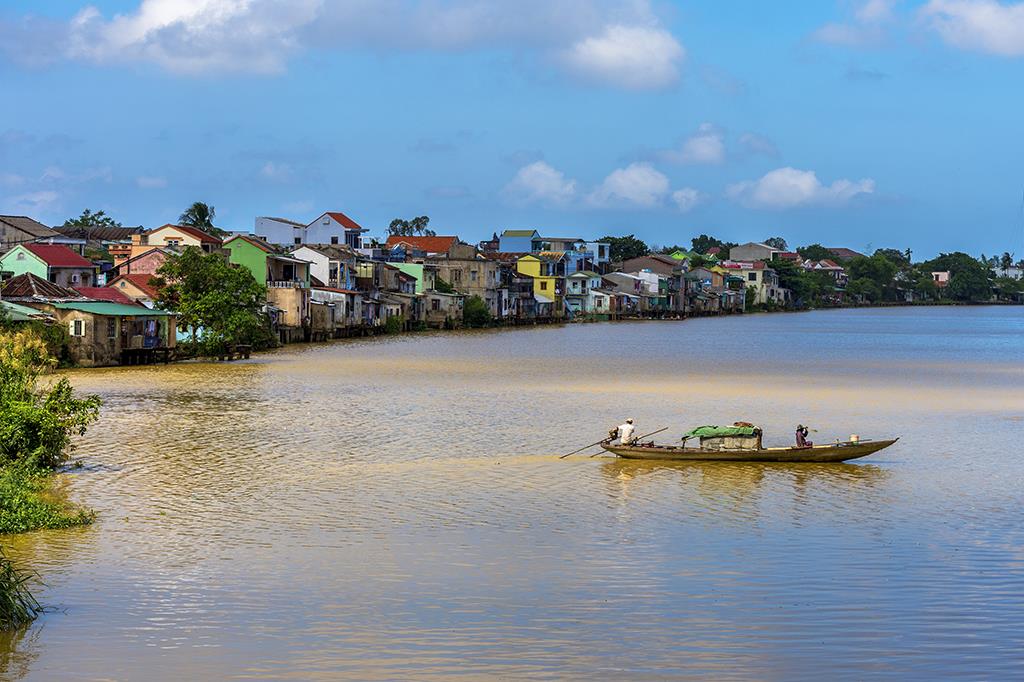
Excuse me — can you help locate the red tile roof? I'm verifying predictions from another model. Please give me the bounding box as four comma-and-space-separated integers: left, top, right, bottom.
109, 273, 161, 298
73, 287, 138, 305
149, 224, 222, 244
22, 243, 94, 268
827, 247, 864, 260
384, 235, 459, 254
325, 212, 366, 232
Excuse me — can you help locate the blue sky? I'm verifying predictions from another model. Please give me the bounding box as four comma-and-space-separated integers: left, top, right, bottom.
1, 0, 1023, 257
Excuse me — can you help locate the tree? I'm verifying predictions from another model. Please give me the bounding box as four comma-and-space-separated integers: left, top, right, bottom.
948, 269, 991, 302
846, 277, 881, 302
463, 295, 492, 327
179, 202, 223, 235
848, 254, 898, 300
1000, 252, 1014, 270
764, 236, 788, 250
388, 216, 436, 237
796, 244, 834, 262
914, 273, 938, 301
873, 248, 911, 268
600, 234, 649, 262
154, 248, 273, 356
63, 208, 122, 229
690, 234, 735, 255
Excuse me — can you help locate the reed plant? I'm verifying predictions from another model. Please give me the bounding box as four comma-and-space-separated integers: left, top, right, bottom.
0, 547, 40, 630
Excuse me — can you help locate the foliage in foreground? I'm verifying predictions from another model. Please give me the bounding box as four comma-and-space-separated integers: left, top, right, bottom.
463, 295, 493, 328
0, 330, 101, 470
0, 465, 93, 535
0, 547, 40, 631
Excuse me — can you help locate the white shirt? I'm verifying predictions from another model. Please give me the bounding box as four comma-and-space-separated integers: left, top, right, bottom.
618, 422, 635, 443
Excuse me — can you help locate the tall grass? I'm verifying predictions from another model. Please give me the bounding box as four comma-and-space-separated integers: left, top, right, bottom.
0, 548, 40, 630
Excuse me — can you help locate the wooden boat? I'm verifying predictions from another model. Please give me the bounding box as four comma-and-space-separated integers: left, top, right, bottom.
601, 438, 899, 463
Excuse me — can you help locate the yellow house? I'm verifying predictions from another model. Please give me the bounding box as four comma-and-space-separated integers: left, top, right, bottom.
516, 254, 562, 315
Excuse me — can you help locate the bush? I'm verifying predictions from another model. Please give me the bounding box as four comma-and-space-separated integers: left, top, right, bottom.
0, 464, 93, 534
0, 330, 101, 470
384, 315, 405, 334
463, 295, 492, 328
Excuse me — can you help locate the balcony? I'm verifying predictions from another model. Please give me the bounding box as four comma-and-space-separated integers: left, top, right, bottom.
268, 279, 308, 289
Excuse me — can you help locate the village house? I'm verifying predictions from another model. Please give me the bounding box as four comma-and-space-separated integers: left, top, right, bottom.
54, 223, 144, 256
0, 215, 60, 254
110, 247, 173, 278
256, 211, 367, 248
108, 273, 162, 308
291, 244, 358, 289
1, 273, 175, 367
931, 271, 951, 288
0, 243, 97, 288
387, 236, 502, 316
729, 242, 780, 262
515, 254, 562, 318
724, 261, 789, 306
141, 224, 223, 253
224, 234, 312, 342
565, 271, 612, 316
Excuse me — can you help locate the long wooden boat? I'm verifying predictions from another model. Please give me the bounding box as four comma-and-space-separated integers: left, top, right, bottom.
601, 438, 899, 463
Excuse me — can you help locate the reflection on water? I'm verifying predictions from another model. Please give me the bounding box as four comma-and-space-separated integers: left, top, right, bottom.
3, 306, 1024, 680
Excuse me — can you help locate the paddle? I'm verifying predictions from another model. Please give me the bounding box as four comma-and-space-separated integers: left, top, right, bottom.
559, 437, 611, 459
589, 427, 668, 457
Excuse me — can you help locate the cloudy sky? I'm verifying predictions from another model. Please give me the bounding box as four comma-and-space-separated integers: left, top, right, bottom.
1, 0, 1023, 255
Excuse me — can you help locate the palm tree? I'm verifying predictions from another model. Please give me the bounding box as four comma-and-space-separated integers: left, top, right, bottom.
179, 202, 218, 234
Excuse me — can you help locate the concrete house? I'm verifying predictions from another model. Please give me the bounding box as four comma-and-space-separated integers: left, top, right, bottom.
725, 261, 789, 305
291, 244, 357, 289
498, 230, 540, 253
143, 224, 223, 252
297, 211, 368, 248
224, 234, 312, 342
0, 243, 97, 288
729, 242, 780, 262
565, 271, 606, 315
110, 247, 173, 278
108, 273, 162, 308
516, 255, 562, 317
0, 215, 59, 253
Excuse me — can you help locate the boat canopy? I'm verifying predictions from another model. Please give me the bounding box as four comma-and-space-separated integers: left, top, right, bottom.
683, 425, 760, 439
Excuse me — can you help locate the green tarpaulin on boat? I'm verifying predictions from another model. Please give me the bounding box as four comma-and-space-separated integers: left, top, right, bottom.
683, 425, 759, 439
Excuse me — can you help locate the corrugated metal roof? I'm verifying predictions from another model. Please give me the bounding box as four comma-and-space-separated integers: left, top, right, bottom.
22, 243, 95, 268
501, 230, 537, 237
50, 301, 172, 316
0, 300, 53, 322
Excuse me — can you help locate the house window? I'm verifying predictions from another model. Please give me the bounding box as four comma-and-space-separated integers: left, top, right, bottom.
470, 271, 478, 282
331, 236, 339, 245
294, 237, 302, 245
167, 239, 180, 247
431, 299, 440, 311
540, 281, 548, 291
69, 319, 85, 337
748, 273, 757, 282
16, 252, 25, 260
72, 273, 80, 283
107, 318, 116, 338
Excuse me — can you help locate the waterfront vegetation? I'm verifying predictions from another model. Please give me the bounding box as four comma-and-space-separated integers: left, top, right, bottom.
0, 327, 102, 629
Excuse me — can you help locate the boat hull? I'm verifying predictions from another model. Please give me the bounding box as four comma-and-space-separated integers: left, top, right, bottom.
602, 438, 899, 463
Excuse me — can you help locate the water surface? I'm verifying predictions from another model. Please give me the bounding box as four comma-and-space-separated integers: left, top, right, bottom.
3, 306, 1023, 680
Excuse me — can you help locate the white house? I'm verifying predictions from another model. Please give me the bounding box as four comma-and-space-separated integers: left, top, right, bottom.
255, 211, 368, 248
729, 242, 779, 262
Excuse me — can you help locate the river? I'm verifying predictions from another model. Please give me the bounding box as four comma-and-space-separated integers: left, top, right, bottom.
2, 306, 1023, 680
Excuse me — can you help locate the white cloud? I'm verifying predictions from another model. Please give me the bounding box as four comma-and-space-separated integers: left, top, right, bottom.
2, 0, 685, 89
813, 0, 896, 46
136, 175, 167, 189
663, 123, 725, 164
921, 0, 1024, 56
6, 190, 59, 213
504, 161, 577, 205
561, 24, 685, 90
0, 173, 24, 188
588, 162, 670, 207
727, 167, 875, 209
671, 187, 704, 212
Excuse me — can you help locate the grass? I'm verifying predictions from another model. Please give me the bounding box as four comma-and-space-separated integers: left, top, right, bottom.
0, 465, 94, 536
0, 547, 40, 630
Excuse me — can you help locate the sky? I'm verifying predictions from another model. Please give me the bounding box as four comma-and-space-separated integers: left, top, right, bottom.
1, 0, 1023, 258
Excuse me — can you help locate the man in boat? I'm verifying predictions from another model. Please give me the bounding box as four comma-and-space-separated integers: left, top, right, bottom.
795, 425, 813, 448
617, 418, 636, 445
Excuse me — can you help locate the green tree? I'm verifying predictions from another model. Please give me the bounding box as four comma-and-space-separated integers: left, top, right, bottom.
914, 273, 938, 301
62, 208, 122, 229
179, 202, 225, 236
796, 244, 834, 262
1000, 252, 1014, 270
463, 295, 492, 327
764, 236, 788, 250
848, 254, 898, 300
873, 248, 911, 268
600, 234, 649, 262
155, 248, 273, 356
846, 277, 881, 302
948, 269, 991, 302
690, 234, 725, 254
388, 216, 436, 237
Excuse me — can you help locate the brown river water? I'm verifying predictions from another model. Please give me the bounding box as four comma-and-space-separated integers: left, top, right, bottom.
2, 306, 1023, 680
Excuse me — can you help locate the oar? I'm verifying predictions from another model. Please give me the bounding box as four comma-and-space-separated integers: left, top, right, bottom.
589, 427, 668, 457
559, 437, 611, 459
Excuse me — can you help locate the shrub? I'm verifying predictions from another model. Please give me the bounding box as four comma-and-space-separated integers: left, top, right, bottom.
463, 295, 492, 328
384, 315, 405, 334
0, 546, 40, 631
0, 464, 93, 534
